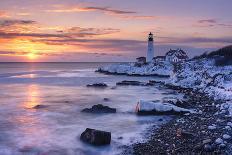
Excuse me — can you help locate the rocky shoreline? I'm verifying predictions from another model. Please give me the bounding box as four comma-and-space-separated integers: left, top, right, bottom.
96, 69, 170, 78
123, 83, 231, 155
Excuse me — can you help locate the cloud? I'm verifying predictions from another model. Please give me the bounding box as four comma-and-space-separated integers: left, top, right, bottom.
0, 11, 9, 18
194, 19, 232, 28
0, 19, 36, 27
47, 5, 156, 20
158, 36, 232, 44
62, 27, 120, 37
198, 19, 217, 24
47, 6, 136, 14
0, 19, 38, 33
0, 27, 120, 39
0, 19, 120, 39
16, 12, 31, 16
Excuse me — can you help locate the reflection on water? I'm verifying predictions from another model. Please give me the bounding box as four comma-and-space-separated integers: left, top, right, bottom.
22, 84, 40, 109
12, 74, 37, 78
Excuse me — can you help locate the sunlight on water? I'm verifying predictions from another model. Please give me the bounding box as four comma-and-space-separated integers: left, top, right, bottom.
22, 84, 40, 109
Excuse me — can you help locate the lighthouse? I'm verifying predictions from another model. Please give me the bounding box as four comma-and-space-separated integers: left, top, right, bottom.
147, 32, 154, 63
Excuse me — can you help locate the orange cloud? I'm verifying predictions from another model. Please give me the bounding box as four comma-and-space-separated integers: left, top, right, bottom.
0, 11, 10, 18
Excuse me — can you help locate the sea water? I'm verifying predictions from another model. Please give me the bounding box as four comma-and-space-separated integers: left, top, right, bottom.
0, 62, 180, 155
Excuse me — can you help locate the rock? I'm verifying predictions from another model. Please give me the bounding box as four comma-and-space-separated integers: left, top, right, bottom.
86, 83, 108, 88
136, 100, 192, 115
80, 128, 111, 145
116, 80, 146, 86
111, 86, 117, 89
118, 136, 123, 140
203, 139, 212, 145
33, 105, 48, 109
81, 104, 116, 113
180, 131, 194, 139
215, 138, 223, 145
219, 143, 226, 148
103, 98, 110, 102
223, 134, 231, 140
204, 144, 214, 152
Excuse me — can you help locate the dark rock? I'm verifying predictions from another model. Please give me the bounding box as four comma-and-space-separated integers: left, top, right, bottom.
103, 98, 110, 102
86, 83, 108, 88
33, 105, 48, 109
148, 80, 164, 85
118, 136, 123, 140
180, 131, 195, 139
204, 144, 215, 152
80, 128, 111, 145
19, 146, 41, 154
116, 80, 146, 86
81, 104, 116, 113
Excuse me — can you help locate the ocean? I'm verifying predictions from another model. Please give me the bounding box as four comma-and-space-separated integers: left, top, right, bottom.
0, 62, 180, 155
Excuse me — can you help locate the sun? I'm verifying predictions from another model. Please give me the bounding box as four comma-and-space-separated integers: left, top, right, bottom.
27, 53, 37, 60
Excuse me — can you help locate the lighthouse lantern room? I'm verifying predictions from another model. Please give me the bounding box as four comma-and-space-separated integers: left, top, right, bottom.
147, 32, 154, 63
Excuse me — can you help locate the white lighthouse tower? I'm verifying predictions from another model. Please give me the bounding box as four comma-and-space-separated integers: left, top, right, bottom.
147, 32, 154, 63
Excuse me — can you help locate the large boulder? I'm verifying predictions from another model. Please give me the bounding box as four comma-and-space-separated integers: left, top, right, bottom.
80, 128, 111, 145
81, 104, 116, 113
135, 100, 193, 115
33, 105, 48, 109
86, 83, 108, 88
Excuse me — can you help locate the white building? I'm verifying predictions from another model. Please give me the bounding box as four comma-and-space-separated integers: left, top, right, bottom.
165, 49, 188, 63
147, 32, 154, 63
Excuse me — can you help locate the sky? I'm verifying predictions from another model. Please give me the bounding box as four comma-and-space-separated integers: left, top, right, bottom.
0, 0, 231, 62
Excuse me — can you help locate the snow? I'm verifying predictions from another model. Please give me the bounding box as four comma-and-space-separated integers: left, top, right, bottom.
215, 138, 224, 145
225, 126, 231, 130
208, 124, 217, 130
223, 134, 231, 140
98, 61, 173, 76
227, 122, 232, 127
136, 100, 193, 113
98, 56, 232, 115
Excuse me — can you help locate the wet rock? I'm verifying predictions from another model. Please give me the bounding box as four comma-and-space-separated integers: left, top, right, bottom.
118, 136, 123, 140
80, 128, 111, 145
86, 83, 108, 88
33, 105, 48, 109
111, 86, 117, 89
148, 80, 163, 85
116, 80, 146, 86
81, 104, 116, 113
103, 98, 110, 102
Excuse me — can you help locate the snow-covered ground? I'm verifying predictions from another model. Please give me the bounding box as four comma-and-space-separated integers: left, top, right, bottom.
98, 61, 173, 76
167, 58, 232, 101
98, 58, 232, 114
